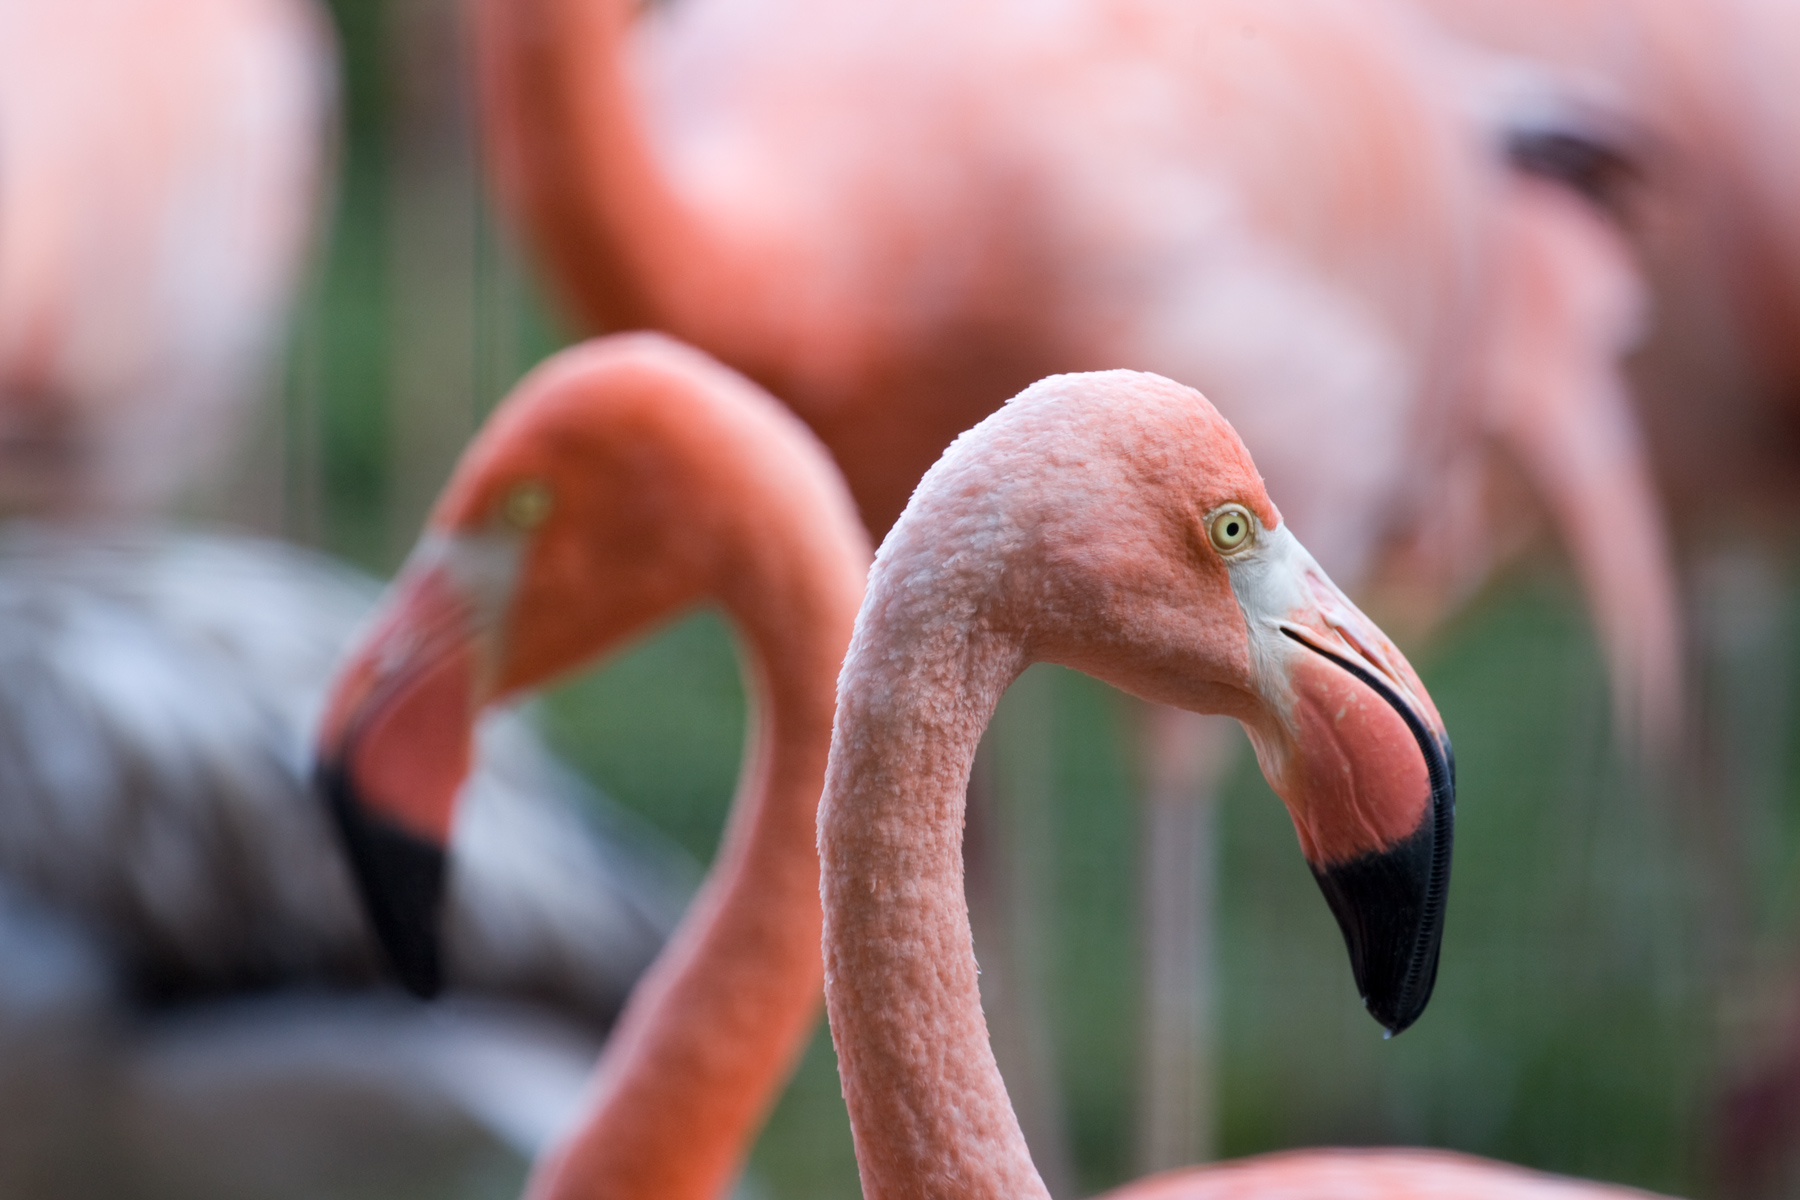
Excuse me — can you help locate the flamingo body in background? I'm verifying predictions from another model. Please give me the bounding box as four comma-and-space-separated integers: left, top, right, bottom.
479, 0, 1681, 723
817, 369, 1676, 1200
1413, 0, 1800, 527
0, 0, 331, 514
314, 333, 871, 1200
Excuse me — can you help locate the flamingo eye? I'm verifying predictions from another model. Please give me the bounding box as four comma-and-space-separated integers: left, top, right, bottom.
1206, 504, 1254, 555
501, 480, 554, 530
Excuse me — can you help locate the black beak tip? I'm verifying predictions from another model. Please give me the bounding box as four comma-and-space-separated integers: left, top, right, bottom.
1278, 625, 1457, 1037
315, 758, 448, 1001
1310, 774, 1453, 1038
1368, 948, 1442, 1038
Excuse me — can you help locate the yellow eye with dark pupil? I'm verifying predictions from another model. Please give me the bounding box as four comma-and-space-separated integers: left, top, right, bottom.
1207, 506, 1253, 554
502, 480, 554, 530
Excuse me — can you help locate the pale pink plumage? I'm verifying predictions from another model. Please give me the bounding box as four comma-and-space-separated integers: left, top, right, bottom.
486, 0, 1684, 728
1407, 2, 1800, 1184
1416, 0, 1800, 523
0, 0, 330, 513
1115, 1149, 1662, 1199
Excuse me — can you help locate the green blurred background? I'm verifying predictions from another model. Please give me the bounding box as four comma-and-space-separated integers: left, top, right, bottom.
225, 1, 1800, 1195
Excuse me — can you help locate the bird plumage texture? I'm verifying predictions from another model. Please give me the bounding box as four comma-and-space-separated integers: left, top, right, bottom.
1417, 0, 1800, 523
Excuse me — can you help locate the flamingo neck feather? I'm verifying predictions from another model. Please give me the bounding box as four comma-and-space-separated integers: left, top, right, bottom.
819, 544, 1045, 1200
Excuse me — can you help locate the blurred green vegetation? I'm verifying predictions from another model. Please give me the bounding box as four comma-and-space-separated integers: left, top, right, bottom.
271, 3, 1800, 1198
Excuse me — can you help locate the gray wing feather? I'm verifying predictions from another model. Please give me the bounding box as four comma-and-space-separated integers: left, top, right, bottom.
0, 521, 694, 1021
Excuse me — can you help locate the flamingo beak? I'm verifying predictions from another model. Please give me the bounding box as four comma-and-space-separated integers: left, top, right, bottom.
1240, 547, 1455, 1036
314, 559, 486, 1000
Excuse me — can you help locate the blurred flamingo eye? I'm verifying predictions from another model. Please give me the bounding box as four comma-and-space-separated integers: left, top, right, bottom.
1206, 504, 1254, 555
501, 480, 554, 530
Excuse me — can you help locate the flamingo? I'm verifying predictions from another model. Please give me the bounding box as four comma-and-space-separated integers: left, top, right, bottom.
476, 0, 1680, 716
0, 0, 330, 515
312, 333, 871, 1200
817, 368, 1676, 1200
479, 0, 1684, 1159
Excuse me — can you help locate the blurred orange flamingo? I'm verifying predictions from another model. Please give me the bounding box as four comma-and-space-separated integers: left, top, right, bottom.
476, 0, 1680, 727
479, 0, 1685, 1165
818, 368, 1678, 1200
314, 334, 871, 1200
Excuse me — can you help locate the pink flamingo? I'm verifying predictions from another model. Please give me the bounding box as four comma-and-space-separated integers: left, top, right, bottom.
480, 0, 1688, 1158
475, 0, 1680, 721
0, 0, 329, 514
818, 368, 1677, 1200
313, 333, 870, 1200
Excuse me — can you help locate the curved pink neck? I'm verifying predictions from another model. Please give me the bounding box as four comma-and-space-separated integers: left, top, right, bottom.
474, 0, 785, 372
526, 538, 862, 1200
819, 593, 1048, 1199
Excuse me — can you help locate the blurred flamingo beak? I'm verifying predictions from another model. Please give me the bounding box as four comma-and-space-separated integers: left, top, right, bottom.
314, 559, 485, 1000
1237, 533, 1455, 1036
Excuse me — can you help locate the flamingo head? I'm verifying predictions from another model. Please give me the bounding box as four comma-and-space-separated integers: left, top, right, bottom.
931, 370, 1454, 1033
313, 334, 858, 997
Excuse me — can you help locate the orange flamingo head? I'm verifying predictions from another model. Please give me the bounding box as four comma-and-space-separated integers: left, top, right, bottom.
314, 333, 863, 997
883, 369, 1453, 1033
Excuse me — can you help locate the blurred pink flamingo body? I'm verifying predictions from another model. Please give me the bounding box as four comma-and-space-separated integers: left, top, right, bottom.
1417, 0, 1800, 524
0, 0, 330, 514
480, 0, 1681, 728
819, 369, 1676, 1200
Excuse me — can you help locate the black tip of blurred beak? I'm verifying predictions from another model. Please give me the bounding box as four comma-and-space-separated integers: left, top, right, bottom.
316, 757, 447, 1001
1282, 628, 1455, 1036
